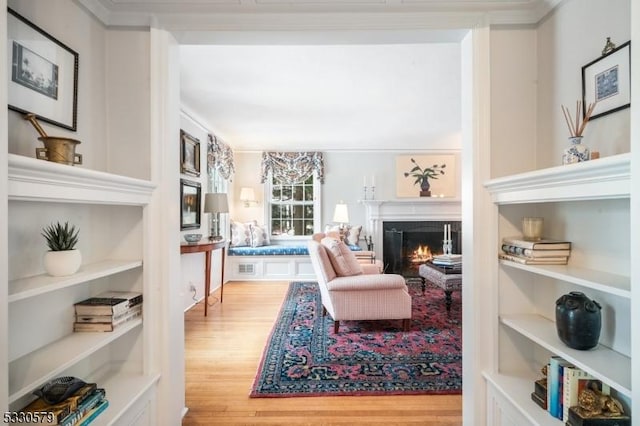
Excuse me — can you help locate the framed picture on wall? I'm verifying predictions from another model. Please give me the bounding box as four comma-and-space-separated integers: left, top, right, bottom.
181, 179, 201, 230
582, 40, 631, 120
396, 154, 457, 198
180, 129, 201, 177
7, 8, 79, 131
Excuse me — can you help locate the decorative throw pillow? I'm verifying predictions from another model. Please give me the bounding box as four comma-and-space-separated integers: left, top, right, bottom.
345, 225, 362, 246
250, 224, 271, 247
324, 224, 363, 247
320, 237, 363, 277
229, 220, 252, 247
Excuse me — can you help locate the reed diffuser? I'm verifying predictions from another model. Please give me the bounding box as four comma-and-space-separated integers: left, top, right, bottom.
561, 100, 596, 164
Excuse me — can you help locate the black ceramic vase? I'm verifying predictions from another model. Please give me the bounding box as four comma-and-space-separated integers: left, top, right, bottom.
555, 291, 602, 350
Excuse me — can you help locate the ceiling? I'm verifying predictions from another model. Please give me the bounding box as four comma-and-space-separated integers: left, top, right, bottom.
180, 41, 462, 151
79, 0, 559, 151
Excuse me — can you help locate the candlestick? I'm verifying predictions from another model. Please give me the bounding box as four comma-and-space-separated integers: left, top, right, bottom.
363, 176, 367, 186
363, 185, 368, 200
370, 186, 376, 200
371, 175, 375, 186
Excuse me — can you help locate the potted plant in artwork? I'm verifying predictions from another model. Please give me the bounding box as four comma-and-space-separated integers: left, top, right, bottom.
42, 221, 81, 276
404, 158, 446, 197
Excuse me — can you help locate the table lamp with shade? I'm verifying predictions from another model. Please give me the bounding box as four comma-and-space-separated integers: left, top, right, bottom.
239, 187, 257, 207
333, 201, 349, 241
204, 192, 229, 241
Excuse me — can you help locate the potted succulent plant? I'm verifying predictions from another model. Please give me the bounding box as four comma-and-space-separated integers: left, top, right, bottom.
403, 158, 446, 197
42, 221, 81, 276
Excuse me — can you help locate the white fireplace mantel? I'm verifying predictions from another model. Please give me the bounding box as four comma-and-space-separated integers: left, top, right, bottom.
359, 198, 462, 257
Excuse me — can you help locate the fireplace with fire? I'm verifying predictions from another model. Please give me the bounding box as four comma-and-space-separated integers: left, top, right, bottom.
382, 221, 462, 276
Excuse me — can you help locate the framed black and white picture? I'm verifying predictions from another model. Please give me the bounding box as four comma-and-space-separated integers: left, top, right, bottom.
7, 8, 79, 131
181, 179, 201, 230
180, 130, 201, 177
582, 40, 631, 120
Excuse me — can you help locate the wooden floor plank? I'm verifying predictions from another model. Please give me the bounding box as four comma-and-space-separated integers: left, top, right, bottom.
182, 281, 462, 425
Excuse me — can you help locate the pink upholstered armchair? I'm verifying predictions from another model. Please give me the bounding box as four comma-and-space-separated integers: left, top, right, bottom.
307, 235, 412, 333
311, 232, 383, 273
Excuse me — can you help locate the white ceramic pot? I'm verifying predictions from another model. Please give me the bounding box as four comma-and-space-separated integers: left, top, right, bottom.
43, 249, 82, 277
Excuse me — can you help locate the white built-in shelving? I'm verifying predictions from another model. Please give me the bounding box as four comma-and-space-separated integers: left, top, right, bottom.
5, 154, 159, 423
8, 260, 143, 302
498, 261, 631, 299
8, 319, 142, 402
485, 153, 630, 204
501, 314, 631, 396
483, 153, 631, 425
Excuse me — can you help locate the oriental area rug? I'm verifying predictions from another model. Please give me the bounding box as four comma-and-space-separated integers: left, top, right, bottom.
249, 280, 462, 398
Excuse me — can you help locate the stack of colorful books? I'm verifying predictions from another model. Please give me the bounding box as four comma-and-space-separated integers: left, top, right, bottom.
19, 380, 108, 426
74, 291, 142, 332
499, 236, 571, 265
538, 355, 629, 425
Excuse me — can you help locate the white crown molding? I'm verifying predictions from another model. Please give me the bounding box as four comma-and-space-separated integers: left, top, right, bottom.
77, 0, 560, 28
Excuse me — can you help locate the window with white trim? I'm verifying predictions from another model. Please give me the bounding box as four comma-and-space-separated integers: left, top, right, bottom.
267, 174, 321, 239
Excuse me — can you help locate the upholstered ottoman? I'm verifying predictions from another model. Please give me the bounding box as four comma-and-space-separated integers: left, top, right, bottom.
418, 262, 462, 313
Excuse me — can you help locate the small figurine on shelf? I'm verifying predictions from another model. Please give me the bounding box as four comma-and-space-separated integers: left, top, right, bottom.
567, 382, 630, 426
530, 365, 548, 410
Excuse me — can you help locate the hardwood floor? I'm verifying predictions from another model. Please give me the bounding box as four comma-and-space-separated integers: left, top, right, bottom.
182, 281, 462, 425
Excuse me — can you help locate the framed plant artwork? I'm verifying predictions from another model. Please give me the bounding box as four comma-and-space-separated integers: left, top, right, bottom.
582, 40, 631, 120
181, 179, 201, 230
7, 8, 79, 131
180, 130, 201, 177
396, 154, 457, 198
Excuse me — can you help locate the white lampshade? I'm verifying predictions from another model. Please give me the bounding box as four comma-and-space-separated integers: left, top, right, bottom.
333, 202, 349, 224
239, 187, 256, 207
204, 193, 229, 214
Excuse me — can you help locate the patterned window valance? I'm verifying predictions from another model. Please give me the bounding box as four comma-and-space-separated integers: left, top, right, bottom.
207, 134, 235, 180
260, 151, 325, 185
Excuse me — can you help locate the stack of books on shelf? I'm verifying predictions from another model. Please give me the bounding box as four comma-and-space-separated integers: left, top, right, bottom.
432, 254, 462, 268
20, 380, 108, 426
499, 236, 571, 265
532, 355, 630, 425
74, 291, 142, 332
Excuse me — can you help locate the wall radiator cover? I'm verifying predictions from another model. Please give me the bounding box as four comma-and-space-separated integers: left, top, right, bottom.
238, 264, 255, 274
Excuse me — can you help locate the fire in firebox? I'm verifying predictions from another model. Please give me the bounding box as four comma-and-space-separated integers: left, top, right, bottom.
411, 245, 433, 263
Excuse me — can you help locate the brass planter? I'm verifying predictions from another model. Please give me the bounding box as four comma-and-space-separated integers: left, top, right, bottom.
24, 113, 83, 166
36, 136, 83, 165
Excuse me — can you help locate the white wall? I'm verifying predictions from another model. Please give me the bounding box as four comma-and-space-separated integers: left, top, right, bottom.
489, 27, 538, 178
536, 0, 631, 168
233, 149, 461, 243
7, 0, 109, 172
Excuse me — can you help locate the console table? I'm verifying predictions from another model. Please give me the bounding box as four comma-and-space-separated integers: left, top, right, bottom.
180, 240, 226, 316
418, 262, 462, 313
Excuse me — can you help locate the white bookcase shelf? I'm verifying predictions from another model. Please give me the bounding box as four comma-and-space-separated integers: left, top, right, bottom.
484, 154, 632, 424
498, 260, 631, 299
8, 154, 155, 205
8, 260, 143, 303
501, 314, 631, 396
91, 372, 161, 426
5, 153, 158, 422
484, 372, 563, 426
485, 153, 630, 204
8, 319, 142, 403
